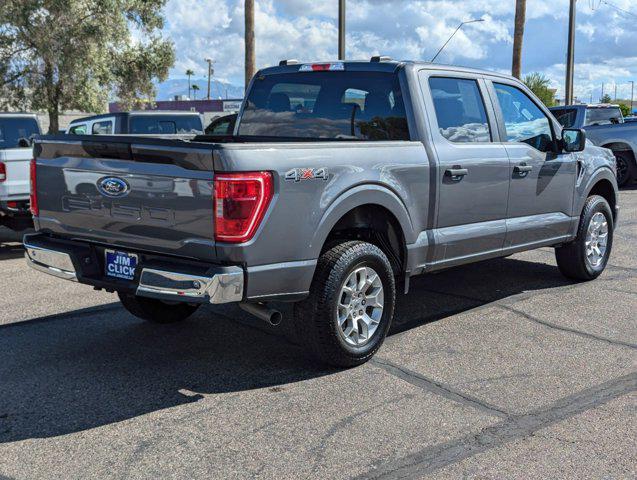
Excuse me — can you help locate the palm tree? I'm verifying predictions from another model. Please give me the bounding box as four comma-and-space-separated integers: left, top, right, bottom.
185, 69, 194, 98
191, 84, 200, 100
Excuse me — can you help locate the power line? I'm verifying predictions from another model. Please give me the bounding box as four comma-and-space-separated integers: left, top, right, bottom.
601, 1, 637, 18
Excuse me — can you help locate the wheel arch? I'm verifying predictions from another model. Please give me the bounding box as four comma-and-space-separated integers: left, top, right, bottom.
581, 172, 618, 223
310, 185, 416, 274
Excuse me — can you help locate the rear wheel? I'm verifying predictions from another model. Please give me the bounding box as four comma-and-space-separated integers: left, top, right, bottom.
293, 241, 396, 368
555, 195, 613, 281
118, 292, 200, 323
614, 151, 635, 187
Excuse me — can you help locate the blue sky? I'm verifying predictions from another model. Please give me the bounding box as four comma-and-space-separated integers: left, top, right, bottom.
162, 0, 637, 101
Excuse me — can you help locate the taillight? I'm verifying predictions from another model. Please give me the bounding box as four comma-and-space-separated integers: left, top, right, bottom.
0, 162, 6, 182
30, 159, 38, 216
214, 171, 273, 243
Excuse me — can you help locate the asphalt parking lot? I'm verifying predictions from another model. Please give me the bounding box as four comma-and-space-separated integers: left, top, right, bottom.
0, 190, 635, 480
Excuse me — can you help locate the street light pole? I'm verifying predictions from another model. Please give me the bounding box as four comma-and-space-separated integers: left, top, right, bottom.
565, 0, 577, 105
338, 0, 345, 60
431, 18, 484, 63
630, 81, 635, 114
205, 58, 214, 100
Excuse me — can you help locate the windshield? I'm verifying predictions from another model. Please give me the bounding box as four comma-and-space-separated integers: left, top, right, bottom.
129, 115, 203, 134
0, 117, 40, 149
584, 107, 623, 126
238, 71, 410, 140
552, 108, 578, 128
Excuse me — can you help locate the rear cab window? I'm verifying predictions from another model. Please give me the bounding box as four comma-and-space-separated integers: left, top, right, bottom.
238, 70, 410, 140
0, 117, 40, 148
92, 120, 113, 134
129, 115, 203, 134
584, 107, 623, 126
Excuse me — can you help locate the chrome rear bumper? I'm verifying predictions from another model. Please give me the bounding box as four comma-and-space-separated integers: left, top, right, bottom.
24, 240, 243, 305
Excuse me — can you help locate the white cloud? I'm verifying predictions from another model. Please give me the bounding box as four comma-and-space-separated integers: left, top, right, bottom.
162, 0, 637, 100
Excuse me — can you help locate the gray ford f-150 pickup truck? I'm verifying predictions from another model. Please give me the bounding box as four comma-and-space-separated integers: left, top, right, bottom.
25, 59, 619, 367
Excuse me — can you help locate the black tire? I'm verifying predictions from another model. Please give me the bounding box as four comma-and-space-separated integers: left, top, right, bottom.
555, 195, 613, 281
117, 292, 200, 324
293, 241, 396, 368
614, 151, 635, 187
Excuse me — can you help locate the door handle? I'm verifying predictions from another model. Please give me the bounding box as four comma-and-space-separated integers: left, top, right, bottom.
514, 164, 533, 173
444, 167, 468, 180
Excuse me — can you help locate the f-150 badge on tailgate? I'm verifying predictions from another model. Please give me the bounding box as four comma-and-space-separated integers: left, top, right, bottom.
285, 167, 329, 182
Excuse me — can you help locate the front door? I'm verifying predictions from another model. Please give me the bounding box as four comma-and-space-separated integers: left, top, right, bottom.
420, 74, 510, 265
490, 81, 577, 248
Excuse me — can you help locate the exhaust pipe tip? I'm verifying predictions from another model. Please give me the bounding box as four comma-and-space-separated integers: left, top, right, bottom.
239, 302, 282, 326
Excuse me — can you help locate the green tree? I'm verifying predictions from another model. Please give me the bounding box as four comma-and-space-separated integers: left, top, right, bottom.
191, 84, 199, 100
0, 1, 175, 132
600, 93, 612, 104
523, 72, 555, 107
618, 103, 630, 117
185, 69, 194, 99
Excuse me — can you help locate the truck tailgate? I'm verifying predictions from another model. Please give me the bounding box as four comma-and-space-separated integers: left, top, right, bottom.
0, 148, 32, 200
34, 136, 217, 261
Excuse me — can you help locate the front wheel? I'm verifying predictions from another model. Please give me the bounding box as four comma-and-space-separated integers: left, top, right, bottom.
293, 241, 396, 368
614, 151, 635, 187
555, 195, 613, 281
118, 292, 200, 323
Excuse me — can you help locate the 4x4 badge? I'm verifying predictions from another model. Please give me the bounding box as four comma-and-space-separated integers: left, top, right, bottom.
285, 167, 329, 182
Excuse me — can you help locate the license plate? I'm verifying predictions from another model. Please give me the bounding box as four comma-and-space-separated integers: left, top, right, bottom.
105, 250, 138, 281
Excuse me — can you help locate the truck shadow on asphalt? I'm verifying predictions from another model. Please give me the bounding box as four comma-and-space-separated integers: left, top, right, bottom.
0, 255, 574, 443
0, 243, 25, 261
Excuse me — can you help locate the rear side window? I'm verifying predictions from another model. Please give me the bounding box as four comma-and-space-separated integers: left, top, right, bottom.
0, 117, 40, 148
92, 120, 113, 135
552, 108, 578, 128
129, 115, 203, 134
239, 71, 409, 140
69, 124, 87, 134
494, 83, 554, 152
428, 77, 491, 143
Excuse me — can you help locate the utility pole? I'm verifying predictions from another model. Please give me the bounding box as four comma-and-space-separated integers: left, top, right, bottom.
245, 0, 255, 91
614, 84, 617, 102
601, 82, 605, 102
512, 0, 526, 79
631, 81, 635, 114
205, 58, 214, 100
338, 0, 346, 60
565, 0, 576, 105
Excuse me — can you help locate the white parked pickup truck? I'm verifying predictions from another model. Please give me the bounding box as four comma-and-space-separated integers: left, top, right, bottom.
0, 113, 41, 232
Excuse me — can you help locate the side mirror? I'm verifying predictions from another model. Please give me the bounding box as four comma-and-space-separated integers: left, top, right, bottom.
561, 128, 586, 153
17, 137, 31, 148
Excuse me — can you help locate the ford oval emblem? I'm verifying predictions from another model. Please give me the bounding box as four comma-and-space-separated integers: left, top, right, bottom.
97, 177, 129, 198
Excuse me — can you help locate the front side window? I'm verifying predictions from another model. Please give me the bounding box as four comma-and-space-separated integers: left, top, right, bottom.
92, 120, 113, 134
239, 71, 409, 140
69, 124, 87, 135
428, 77, 491, 143
494, 83, 554, 152
552, 108, 578, 128
0, 117, 40, 148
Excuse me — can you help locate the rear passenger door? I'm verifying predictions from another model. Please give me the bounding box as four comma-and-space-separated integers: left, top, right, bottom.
489, 81, 576, 248
420, 72, 510, 265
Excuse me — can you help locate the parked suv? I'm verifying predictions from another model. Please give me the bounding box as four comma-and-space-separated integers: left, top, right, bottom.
0, 113, 41, 233
26, 59, 618, 367
67, 111, 203, 136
